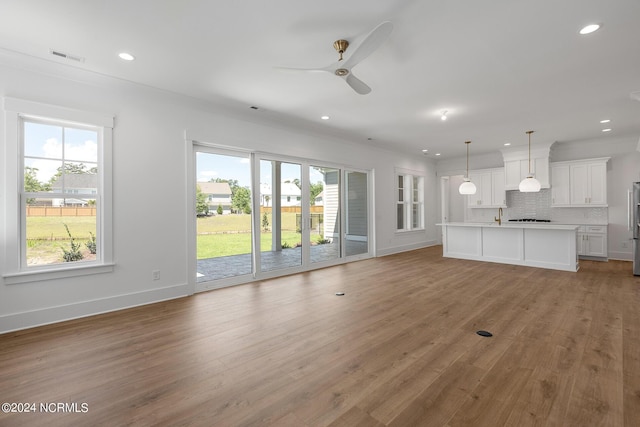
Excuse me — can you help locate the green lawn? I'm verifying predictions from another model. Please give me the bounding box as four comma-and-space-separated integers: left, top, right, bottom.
197, 231, 303, 259
25, 213, 315, 262
27, 216, 96, 239
26, 216, 97, 264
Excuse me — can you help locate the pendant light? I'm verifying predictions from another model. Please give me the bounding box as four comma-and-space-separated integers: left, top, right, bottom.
459, 141, 477, 195
518, 130, 541, 192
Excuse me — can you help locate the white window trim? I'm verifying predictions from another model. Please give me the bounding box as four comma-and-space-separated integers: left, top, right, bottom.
395, 168, 425, 233
2, 97, 114, 284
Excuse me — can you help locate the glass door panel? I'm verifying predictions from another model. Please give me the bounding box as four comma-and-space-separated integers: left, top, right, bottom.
345, 171, 369, 257
195, 151, 252, 282
259, 159, 302, 272
310, 166, 341, 264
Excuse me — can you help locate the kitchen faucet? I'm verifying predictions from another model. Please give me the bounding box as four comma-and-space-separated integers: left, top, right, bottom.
494, 207, 503, 225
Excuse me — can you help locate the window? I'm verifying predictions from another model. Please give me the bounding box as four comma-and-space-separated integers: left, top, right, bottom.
2, 98, 113, 283
396, 170, 424, 231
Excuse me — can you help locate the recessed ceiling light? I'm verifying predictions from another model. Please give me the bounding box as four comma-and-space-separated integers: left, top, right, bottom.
422, 149, 428, 153
602, 128, 612, 132
118, 52, 135, 61
579, 24, 600, 35
440, 110, 448, 121
600, 119, 610, 123
504, 142, 511, 146
321, 115, 330, 120
435, 153, 441, 156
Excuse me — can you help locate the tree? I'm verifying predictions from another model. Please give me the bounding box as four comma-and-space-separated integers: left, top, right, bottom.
217, 204, 223, 215
232, 187, 251, 214
24, 167, 51, 192
310, 181, 323, 205
195, 185, 209, 216
24, 166, 51, 204
48, 163, 97, 188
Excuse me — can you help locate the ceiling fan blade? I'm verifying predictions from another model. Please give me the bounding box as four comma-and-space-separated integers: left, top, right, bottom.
274, 65, 333, 74
343, 21, 393, 69
344, 73, 371, 95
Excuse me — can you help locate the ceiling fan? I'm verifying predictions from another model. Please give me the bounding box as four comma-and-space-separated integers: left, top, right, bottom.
283, 21, 393, 95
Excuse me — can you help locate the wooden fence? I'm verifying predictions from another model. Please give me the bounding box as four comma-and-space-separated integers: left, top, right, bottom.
27, 205, 322, 217
26, 206, 96, 217
260, 206, 323, 214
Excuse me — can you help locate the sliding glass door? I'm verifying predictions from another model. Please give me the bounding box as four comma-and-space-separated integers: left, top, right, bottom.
345, 171, 369, 257
194, 148, 253, 287
310, 166, 341, 264
258, 159, 302, 273
192, 145, 372, 290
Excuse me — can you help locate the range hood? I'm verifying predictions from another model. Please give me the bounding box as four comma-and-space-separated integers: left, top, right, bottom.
500, 143, 553, 190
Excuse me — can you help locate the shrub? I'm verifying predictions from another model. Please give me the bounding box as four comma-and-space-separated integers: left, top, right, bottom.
217, 204, 223, 215
86, 232, 97, 254
61, 223, 83, 262
316, 237, 331, 245
281, 241, 292, 249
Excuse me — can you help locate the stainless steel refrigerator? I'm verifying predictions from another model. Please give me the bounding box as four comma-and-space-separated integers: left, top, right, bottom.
634, 182, 640, 275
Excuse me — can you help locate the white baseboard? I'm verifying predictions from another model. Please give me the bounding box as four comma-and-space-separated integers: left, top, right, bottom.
0, 283, 191, 334
608, 251, 633, 261
376, 241, 438, 257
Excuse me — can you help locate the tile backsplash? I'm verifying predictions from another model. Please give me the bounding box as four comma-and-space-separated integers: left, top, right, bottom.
507, 189, 551, 220
466, 188, 608, 224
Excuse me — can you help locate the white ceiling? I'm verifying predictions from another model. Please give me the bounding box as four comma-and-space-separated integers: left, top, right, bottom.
1, 0, 639, 158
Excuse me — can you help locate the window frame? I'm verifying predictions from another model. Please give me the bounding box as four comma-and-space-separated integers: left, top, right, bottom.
2, 97, 114, 284
395, 168, 425, 232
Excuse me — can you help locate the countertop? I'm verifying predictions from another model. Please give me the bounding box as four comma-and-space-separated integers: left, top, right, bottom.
437, 222, 580, 230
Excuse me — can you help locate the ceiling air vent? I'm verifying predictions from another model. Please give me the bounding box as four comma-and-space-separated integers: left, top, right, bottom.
49, 49, 85, 63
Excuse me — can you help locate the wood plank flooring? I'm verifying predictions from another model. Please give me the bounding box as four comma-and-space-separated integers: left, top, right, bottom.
1, 246, 639, 426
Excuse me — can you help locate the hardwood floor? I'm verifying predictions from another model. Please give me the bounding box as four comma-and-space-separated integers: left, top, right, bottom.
1, 246, 639, 426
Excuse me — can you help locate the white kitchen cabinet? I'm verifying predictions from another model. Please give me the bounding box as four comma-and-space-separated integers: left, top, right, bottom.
467, 168, 506, 208
491, 169, 506, 207
570, 161, 607, 206
551, 158, 609, 207
577, 225, 607, 258
550, 164, 570, 206
502, 145, 551, 190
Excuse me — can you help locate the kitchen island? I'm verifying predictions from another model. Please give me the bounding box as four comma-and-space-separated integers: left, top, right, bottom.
437, 222, 580, 272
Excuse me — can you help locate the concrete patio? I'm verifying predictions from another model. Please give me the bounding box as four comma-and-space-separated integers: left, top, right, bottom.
197, 240, 367, 282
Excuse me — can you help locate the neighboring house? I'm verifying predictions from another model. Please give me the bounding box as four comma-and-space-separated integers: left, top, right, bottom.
198, 182, 232, 214
260, 182, 301, 207
314, 190, 324, 206
51, 173, 98, 207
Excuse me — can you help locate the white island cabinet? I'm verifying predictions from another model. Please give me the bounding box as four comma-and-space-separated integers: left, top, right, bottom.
438, 222, 579, 272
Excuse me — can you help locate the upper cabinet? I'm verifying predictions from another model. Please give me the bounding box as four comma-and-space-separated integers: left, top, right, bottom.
550, 158, 609, 207
467, 168, 506, 208
550, 163, 570, 206
501, 144, 551, 190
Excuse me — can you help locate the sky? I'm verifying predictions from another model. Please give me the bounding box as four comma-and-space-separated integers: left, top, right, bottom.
196, 152, 325, 189
24, 121, 98, 184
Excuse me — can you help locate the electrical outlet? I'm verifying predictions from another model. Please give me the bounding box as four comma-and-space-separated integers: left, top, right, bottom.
622, 241, 629, 249
152, 270, 160, 280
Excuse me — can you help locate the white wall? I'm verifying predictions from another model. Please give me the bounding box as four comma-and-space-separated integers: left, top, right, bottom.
0, 53, 438, 333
